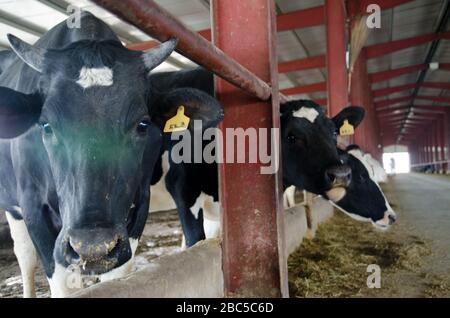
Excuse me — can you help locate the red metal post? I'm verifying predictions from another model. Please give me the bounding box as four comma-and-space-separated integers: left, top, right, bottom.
427, 130, 433, 165
444, 111, 450, 173
432, 122, 438, 171
439, 119, 445, 173
212, 0, 287, 297
420, 137, 424, 165
325, 0, 348, 116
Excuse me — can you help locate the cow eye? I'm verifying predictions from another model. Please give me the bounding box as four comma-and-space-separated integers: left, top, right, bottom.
136, 119, 151, 135
287, 134, 296, 144
41, 123, 53, 135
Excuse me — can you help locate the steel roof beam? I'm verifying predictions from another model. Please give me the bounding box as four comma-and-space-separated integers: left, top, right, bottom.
373, 82, 450, 97
281, 81, 326, 95
0, 9, 47, 37
397, 0, 450, 142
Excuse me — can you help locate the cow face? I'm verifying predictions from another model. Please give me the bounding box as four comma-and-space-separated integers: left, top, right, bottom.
0, 36, 223, 274
334, 148, 397, 230
280, 100, 364, 201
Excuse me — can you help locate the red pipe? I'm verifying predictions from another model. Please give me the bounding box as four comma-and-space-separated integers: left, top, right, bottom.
444, 112, 449, 173
91, 0, 275, 102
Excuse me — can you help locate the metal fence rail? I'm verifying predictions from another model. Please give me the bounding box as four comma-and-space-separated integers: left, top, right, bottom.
91, 0, 289, 104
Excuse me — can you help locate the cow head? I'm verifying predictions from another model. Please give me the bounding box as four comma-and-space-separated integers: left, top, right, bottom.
280, 100, 364, 202
0, 35, 223, 274
334, 146, 397, 230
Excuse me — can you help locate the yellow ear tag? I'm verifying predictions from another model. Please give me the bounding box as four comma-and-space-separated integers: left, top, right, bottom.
339, 119, 354, 136
163, 105, 190, 133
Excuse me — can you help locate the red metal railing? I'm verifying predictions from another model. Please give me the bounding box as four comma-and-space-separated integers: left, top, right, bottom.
91, 0, 289, 104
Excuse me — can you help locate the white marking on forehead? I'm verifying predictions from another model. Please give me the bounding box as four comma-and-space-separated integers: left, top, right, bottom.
292, 107, 319, 123
76, 66, 113, 89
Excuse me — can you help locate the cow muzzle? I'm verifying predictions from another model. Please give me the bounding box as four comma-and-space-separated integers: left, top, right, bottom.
374, 210, 397, 230
63, 227, 131, 274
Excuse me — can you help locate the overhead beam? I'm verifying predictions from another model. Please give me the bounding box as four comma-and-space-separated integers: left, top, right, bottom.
360, 0, 415, 10
373, 83, 416, 97
375, 96, 411, 108
416, 95, 450, 103
373, 82, 450, 97
128, 6, 326, 51
278, 55, 326, 73
0, 8, 47, 37
377, 105, 449, 115
281, 81, 326, 95
277, 5, 324, 31
369, 63, 428, 83
397, 0, 450, 142
366, 32, 450, 59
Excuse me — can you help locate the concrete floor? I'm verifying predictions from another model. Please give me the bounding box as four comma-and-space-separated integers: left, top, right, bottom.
389, 173, 450, 274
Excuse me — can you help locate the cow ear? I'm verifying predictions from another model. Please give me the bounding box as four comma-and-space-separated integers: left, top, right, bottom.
8, 34, 47, 73
332, 106, 365, 131
0, 86, 42, 139
151, 88, 224, 132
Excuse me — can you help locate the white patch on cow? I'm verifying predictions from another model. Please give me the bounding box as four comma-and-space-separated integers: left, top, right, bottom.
366, 154, 388, 183
48, 262, 82, 298
100, 238, 138, 283
283, 185, 296, 208
180, 235, 186, 250
202, 195, 221, 239
5, 210, 38, 298
189, 192, 205, 219
76, 66, 113, 89
293, 107, 319, 123
190, 192, 221, 238
150, 151, 177, 212
329, 201, 372, 223
326, 187, 346, 203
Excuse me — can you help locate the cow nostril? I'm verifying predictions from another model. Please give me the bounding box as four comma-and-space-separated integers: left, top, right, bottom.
388, 214, 396, 225
326, 172, 336, 183
68, 234, 119, 261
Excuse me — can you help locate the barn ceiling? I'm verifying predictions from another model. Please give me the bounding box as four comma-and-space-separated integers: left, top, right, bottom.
0, 0, 448, 145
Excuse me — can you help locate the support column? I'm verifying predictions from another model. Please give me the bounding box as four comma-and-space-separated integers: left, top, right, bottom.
444, 111, 449, 173
325, 0, 348, 117
433, 122, 439, 172
212, 0, 287, 297
439, 118, 443, 171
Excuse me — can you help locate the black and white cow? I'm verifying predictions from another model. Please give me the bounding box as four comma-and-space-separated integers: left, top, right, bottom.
331, 147, 396, 229
0, 13, 223, 297
148, 68, 396, 247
